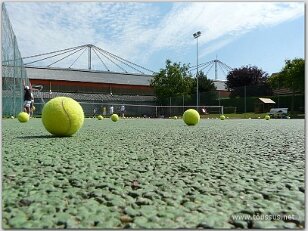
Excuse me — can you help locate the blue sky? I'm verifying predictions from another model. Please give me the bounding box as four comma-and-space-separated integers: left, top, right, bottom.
5, 1, 305, 80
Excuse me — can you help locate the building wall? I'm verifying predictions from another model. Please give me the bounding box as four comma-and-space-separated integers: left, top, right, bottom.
217, 90, 231, 98
26, 67, 230, 97
30, 79, 155, 95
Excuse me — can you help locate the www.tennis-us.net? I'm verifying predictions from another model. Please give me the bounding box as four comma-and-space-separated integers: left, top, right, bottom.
231, 214, 298, 221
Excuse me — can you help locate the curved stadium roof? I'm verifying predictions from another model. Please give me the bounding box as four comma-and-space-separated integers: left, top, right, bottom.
25, 66, 153, 86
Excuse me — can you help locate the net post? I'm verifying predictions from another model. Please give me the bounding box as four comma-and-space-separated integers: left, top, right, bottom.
169, 97, 171, 117
155, 106, 157, 118
182, 95, 185, 113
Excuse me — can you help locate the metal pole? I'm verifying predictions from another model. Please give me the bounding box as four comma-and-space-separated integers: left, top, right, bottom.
88, 45, 92, 70
193, 31, 201, 111
169, 97, 172, 117
218, 91, 221, 112
215, 58, 218, 80
244, 86, 247, 113
13, 35, 16, 116
278, 79, 280, 108
196, 37, 199, 110
182, 95, 184, 113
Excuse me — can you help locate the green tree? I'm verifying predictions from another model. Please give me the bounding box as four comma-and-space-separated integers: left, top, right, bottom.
190, 71, 217, 93
150, 60, 194, 101
190, 71, 217, 105
267, 73, 282, 89
268, 58, 305, 114
268, 58, 305, 93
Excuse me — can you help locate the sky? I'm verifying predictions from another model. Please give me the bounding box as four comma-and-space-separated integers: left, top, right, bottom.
5, 1, 305, 80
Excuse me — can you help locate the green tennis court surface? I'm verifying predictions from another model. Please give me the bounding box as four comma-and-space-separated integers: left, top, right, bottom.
2, 118, 305, 229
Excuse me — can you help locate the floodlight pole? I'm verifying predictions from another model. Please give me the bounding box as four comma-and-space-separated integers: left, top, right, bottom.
193, 31, 201, 110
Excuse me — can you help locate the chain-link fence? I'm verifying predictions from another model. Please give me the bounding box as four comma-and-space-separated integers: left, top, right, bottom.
30, 91, 158, 117
158, 84, 304, 115
2, 3, 29, 117
29, 84, 303, 118
221, 85, 304, 114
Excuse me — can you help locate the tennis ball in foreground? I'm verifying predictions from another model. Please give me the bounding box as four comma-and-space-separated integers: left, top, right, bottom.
17, 112, 29, 123
265, 115, 270, 120
111, 114, 119, 122
220, 115, 225, 120
183, 109, 200, 126
97, 115, 103, 120
42, 97, 84, 136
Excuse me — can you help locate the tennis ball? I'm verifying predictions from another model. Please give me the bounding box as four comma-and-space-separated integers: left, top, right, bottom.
17, 112, 29, 123
111, 114, 119, 122
32, 106, 36, 111
265, 115, 270, 120
173, 116, 177, 120
220, 115, 225, 120
10, 116, 14, 119
97, 115, 103, 120
42, 97, 84, 136
183, 109, 200, 126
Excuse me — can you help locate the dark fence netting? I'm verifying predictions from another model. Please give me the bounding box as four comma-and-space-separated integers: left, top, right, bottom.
2, 3, 29, 117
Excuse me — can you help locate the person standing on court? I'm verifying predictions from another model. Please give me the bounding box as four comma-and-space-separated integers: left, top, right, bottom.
93, 108, 97, 118
120, 105, 125, 118
30, 90, 35, 117
23, 85, 32, 115
109, 105, 114, 115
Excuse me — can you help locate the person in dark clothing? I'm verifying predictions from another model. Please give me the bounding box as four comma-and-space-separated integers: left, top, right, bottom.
24, 86, 32, 115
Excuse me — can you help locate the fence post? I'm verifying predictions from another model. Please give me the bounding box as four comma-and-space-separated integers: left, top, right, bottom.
182, 95, 184, 113
278, 80, 280, 108
169, 97, 171, 117
244, 86, 246, 113
13, 35, 17, 116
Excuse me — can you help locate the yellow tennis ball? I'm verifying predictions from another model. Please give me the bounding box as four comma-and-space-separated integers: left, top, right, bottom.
265, 115, 270, 120
220, 115, 225, 120
97, 115, 103, 120
111, 114, 119, 122
42, 97, 84, 136
17, 112, 29, 123
183, 109, 200, 126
